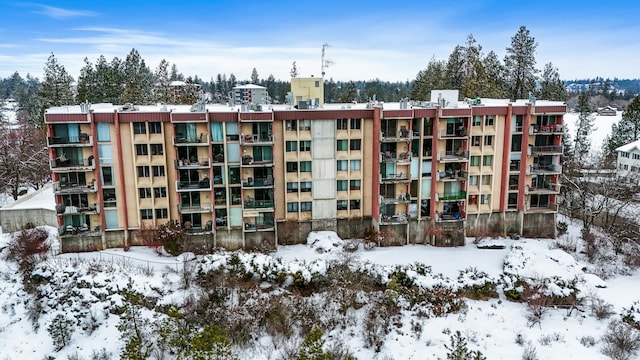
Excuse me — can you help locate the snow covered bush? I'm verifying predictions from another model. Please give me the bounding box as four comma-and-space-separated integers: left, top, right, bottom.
621, 301, 640, 330
47, 313, 74, 351
601, 320, 640, 360
457, 267, 498, 300
444, 330, 486, 360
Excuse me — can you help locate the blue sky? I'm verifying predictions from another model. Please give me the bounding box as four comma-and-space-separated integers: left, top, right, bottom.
1, 0, 639, 82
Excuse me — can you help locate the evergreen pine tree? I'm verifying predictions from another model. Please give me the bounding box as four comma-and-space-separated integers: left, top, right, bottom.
538, 62, 566, 101
445, 45, 465, 94
481, 50, 507, 98
297, 324, 331, 360
154, 59, 172, 104
121, 48, 154, 104
76, 57, 96, 103
251, 68, 260, 84
604, 94, 640, 160
39, 53, 75, 107
47, 314, 74, 351
338, 81, 357, 103
411, 57, 446, 101
574, 92, 595, 160
290, 61, 299, 78
504, 26, 538, 100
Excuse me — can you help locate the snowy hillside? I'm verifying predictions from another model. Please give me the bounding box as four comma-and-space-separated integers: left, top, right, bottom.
1, 218, 639, 360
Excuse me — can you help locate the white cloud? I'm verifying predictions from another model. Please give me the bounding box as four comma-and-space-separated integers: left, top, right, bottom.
33, 4, 97, 19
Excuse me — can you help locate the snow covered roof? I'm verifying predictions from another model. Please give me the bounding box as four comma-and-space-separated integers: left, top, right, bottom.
615, 139, 640, 153
233, 84, 267, 90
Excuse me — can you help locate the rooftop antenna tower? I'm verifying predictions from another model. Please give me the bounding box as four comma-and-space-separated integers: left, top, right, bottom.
321, 43, 334, 78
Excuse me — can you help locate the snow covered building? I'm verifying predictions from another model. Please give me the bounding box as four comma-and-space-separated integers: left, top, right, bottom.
44, 91, 566, 252
615, 139, 640, 185
232, 84, 268, 105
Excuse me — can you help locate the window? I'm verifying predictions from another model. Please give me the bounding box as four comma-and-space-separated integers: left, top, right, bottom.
350, 199, 361, 210
286, 141, 297, 152
350, 180, 361, 190
140, 209, 153, 220
133, 122, 146, 134
315, 80, 320, 87
286, 120, 297, 131
287, 202, 298, 212
472, 116, 481, 126
337, 180, 348, 191
149, 122, 162, 134
511, 135, 522, 152
139, 188, 152, 198
350, 139, 361, 150
337, 119, 348, 130
634, 153, 640, 160
480, 194, 490, 205
155, 208, 168, 219
137, 166, 150, 177
623, 164, 629, 170
469, 175, 479, 186
350, 160, 361, 171
300, 161, 312, 172
286, 162, 298, 172
471, 136, 481, 146
470, 156, 480, 166
337, 160, 348, 171
300, 201, 312, 212
102, 167, 113, 186
286, 182, 299, 193
299, 119, 311, 131
97, 123, 110, 141
484, 136, 493, 146
98, 144, 113, 164
336, 140, 348, 151
337, 200, 348, 210
150, 144, 163, 155
350, 118, 361, 130
482, 175, 492, 185
485, 116, 494, 126
103, 189, 116, 207
299, 140, 311, 152
152, 165, 165, 177
300, 181, 312, 192
483, 155, 493, 166
154, 187, 167, 198
135, 144, 148, 156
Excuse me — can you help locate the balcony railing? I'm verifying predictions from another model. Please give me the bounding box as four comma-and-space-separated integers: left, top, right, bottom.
526, 183, 560, 194
242, 177, 274, 187
176, 180, 211, 191
530, 145, 563, 154
240, 133, 274, 145
380, 213, 409, 224
437, 191, 467, 201
173, 134, 209, 145
381, 151, 412, 163
532, 124, 564, 134
244, 222, 276, 231
48, 134, 92, 147
50, 158, 95, 171
175, 158, 210, 169
55, 203, 99, 215
438, 170, 468, 181
53, 182, 97, 194
437, 150, 469, 161
438, 127, 467, 139
178, 204, 213, 213
380, 172, 410, 183
526, 203, 559, 213
381, 128, 412, 142
242, 155, 274, 166
243, 199, 274, 209
380, 193, 411, 204
528, 164, 562, 174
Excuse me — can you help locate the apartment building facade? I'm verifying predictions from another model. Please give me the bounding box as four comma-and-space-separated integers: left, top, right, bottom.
45, 95, 565, 252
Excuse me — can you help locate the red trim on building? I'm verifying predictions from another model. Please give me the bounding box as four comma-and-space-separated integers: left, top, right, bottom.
381, 109, 413, 118
88, 111, 105, 235
499, 105, 513, 211
534, 105, 567, 114
170, 112, 207, 122
239, 112, 272, 121
93, 113, 115, 123
413, 109, 437, 118
441, 108, 471, 117
472, 106, 509, 116
274, 109, 374, 120
44, 113, 90, 123
518, 104, 532, 212
118, 112, 171, 122
209, 112, 239, 122
371, 107, 382, 223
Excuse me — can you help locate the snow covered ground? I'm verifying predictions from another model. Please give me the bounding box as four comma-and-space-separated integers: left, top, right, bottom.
0, 217, 639, 359
563, 111, 621, 154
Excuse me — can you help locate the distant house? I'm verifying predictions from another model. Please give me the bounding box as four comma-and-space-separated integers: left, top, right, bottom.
597, 105, 617, 116
615, 139, 640, 185
233, 84, 268, 106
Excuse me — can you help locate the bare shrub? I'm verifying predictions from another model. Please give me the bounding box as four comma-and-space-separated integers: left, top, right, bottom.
135, 223, 163, 255
522, 345, 539, 360
580, 335, 597, 347
602, 320, 640, 360
590, 298, 615, 320
6, 227, 50, 274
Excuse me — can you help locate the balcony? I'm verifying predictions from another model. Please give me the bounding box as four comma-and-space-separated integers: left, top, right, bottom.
437, 150, 469, 162
176, 179, 211, 192
243, 221, 276, 232
532, 124, 564, 134
437, 170, 468, 182
53, 181, 97, 194
526, 183, 560, 194
526, 203, 559, 213
436, 191, 467, 202
175, 158, 210, 170
381, 151, 412, 163
50, 157, 95, 172
380, 193, 411, 204
240, 133, 274, 145
242, 176, 274, 188
173, 134, 209, 146
243, 198, 274, 210
528, 164, 562, 175
242, 155, 274, 166
530, 145, 563, 155
438, 127, 468, 139
380, 213, 408, 225
48, 134, 92, 147
381, 128, 412, 142
55, 203, 99, 215
178, 203, 213, 214
380, 172, 410, 184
